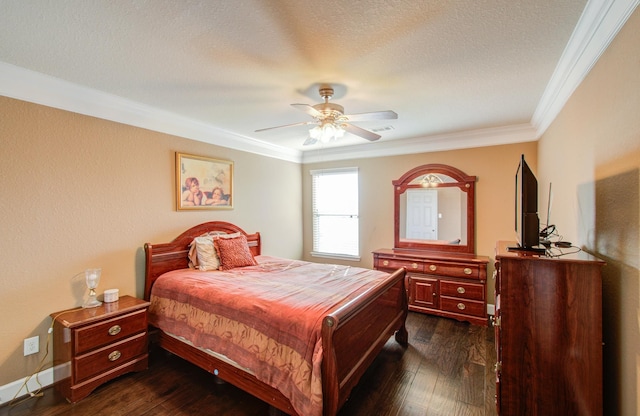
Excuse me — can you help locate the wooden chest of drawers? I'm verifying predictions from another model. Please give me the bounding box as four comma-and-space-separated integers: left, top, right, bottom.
50, 295, 150, 402
373, 248, 489, 326
494, 242, 605, 415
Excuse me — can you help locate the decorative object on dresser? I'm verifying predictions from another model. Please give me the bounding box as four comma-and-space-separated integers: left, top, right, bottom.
50, 295, 150, 403
493, 241, 605, 415
373, 163, 489, 326
144, 221, 408, 416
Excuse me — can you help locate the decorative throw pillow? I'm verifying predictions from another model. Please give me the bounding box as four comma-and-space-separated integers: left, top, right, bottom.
193, 236, 221, 271
214, 233, 257, 270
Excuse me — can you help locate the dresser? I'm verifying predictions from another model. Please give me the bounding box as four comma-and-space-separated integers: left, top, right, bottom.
373, 248, 489, 326
494, 241, 605, 415
50, 295, 150, 402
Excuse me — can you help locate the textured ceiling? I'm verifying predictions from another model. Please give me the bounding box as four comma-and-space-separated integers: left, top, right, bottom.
0, 0, 633, 162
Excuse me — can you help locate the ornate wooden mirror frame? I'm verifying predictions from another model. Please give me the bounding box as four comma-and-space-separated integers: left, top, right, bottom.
393, 163, 476, 254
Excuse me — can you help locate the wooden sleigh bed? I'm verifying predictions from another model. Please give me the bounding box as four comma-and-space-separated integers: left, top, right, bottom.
144, 221, 408, 416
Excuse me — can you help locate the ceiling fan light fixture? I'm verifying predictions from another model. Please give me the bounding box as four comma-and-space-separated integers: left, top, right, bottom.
310, 121, 345, 143
257, 84, 397, 146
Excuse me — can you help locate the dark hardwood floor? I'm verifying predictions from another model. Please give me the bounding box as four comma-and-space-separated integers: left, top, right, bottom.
1, 313, 497, 416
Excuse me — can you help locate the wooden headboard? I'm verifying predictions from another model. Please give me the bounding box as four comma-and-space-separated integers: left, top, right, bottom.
143, 221, 261, 300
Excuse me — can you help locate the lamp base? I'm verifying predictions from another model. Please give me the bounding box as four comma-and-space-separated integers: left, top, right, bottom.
83, 296, 102, 308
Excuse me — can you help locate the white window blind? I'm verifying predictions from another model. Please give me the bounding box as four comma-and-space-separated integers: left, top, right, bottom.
310, 168, 359, 259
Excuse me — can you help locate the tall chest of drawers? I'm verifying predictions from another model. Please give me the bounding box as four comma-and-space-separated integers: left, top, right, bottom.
373, 248, 489, 326
50, 295, 150, 402
494, 241, 605, 415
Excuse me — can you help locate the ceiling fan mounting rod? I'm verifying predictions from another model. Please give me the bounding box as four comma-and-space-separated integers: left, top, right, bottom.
319, 87, 334, 102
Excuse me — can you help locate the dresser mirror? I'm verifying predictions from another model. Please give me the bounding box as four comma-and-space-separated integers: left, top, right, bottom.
394, 164, 476, 254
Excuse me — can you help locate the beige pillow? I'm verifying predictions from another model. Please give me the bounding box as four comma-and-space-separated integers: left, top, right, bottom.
192, 236, 220, 271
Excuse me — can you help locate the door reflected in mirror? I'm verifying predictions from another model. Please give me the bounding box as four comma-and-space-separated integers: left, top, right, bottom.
400, 186, 467, 244
394, 165, 476, 254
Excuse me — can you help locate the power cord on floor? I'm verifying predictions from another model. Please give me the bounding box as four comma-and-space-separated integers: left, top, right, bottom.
9, 308, 80, 407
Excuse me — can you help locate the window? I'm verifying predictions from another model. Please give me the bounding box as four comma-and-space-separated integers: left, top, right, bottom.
310, 168, 359, 260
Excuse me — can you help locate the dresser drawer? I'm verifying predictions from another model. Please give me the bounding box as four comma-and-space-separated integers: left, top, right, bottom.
440, 296, 485, 317
440, 280, 485, 301
424, 262, 480, 279
75, 309, 148, 354
74, 332, 148, 382
377, 258, 424, 273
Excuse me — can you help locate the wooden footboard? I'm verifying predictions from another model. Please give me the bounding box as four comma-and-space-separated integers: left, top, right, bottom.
321, 267, 407, 415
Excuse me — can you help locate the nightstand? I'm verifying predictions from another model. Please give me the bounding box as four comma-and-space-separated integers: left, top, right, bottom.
50, 295, 150, 403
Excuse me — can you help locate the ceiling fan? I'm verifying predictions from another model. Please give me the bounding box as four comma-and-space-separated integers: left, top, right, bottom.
255, 85, 398, 145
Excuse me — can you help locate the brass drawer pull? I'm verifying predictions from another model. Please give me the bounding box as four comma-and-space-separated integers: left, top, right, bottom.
463, 268, 472, 275
457, 303, 466, 310
456, 286, 466, 294
412, 263, 419, 269
108, 325, 122, 336
382, 260, 389, 266
429, 265, 437, 272
108, 350, 122, 362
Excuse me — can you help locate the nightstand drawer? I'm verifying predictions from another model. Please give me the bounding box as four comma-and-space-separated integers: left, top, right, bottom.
75, 309, 147, 354
424, 262, 480, 279
440, 280, 485, 301
440, 296, 485, 317
74, 332, 147, 382
377, 258, 424, 272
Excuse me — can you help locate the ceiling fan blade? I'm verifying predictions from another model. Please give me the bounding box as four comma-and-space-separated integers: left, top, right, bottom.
344, 110, 398, 122
302, 136, 318, 146
255, 120, 315, 132
342, 123, 381, 141
291, 103, 323, 118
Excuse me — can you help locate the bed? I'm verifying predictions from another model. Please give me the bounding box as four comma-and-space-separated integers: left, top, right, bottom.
144, 221, 408, 416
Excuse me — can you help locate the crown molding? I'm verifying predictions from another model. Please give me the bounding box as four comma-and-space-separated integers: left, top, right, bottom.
532, 0, 639, 136
1, 0, 636, 164
0, 62, 302, 163
301, 124, 538, 164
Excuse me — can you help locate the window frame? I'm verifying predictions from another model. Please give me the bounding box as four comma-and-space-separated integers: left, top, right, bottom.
310, 167, 360, 261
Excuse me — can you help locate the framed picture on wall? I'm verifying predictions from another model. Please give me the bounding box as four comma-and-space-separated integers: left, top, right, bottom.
176, 153, 233, 210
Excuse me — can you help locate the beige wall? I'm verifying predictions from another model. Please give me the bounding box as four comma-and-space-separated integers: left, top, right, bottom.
2, 8, 638, 411
0, 97, 302, 386
538, 7, 640, 415
302, 141, 538, 293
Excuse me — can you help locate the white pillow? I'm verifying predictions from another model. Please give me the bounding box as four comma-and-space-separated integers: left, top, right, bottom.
193, 236, 220, 271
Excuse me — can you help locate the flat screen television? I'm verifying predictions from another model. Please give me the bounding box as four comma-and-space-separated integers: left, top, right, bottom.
511, 154, 545, 253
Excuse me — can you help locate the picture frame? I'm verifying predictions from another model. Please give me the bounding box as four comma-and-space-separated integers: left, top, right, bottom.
176, 153, 233, 210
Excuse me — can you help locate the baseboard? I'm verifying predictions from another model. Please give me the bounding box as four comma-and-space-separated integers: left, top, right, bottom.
0, 363, 68, 405
487, 303, 495, 316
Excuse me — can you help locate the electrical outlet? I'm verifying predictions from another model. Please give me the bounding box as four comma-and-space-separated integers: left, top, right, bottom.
24, 336, 39, 356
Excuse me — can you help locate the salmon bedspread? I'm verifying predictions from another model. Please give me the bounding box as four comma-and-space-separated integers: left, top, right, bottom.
148, 255, 394, 416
